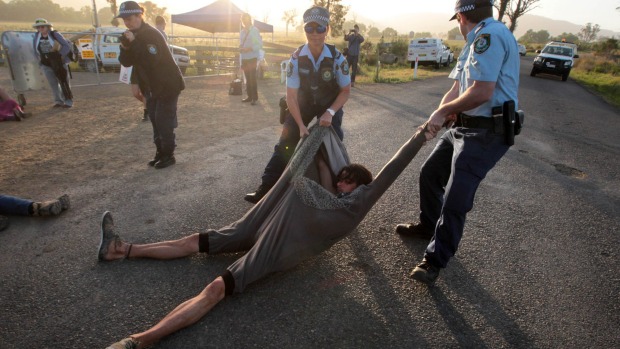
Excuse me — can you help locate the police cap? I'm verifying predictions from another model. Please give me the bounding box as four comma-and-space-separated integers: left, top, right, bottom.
450, 0, 494, 21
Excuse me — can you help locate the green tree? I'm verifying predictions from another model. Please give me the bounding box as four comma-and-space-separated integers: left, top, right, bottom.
313, 0, 349, 37
367, 26, 381, 38
447, 27, 460, 40
106, 0, 119, 26
140, 1, 166, 23
495, 0, 541, 32
578, 23, 600, 43
550, 32, 579, 43
382, 27, 397, 39
518, 29, 549, 44
282, 9, 297, 37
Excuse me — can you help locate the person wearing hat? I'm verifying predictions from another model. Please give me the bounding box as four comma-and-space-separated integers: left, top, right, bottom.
239, 12, 262, 105
32, 18, 74, 108
395, 0, 520, 284
244, 5, 351, 203
116, 1, 185, 169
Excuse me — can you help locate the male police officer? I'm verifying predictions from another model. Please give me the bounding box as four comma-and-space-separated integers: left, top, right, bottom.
244, 6, 351, 203
117, 1, 185, 169
395, 0, 520, 283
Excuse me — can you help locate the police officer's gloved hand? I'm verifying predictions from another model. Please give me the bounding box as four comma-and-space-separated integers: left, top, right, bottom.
120, 35, 131, 48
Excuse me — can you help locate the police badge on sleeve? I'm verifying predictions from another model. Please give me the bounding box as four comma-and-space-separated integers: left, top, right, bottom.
474, 34, 491, 54
147, 44, 158, 55
341, 60, 350, 75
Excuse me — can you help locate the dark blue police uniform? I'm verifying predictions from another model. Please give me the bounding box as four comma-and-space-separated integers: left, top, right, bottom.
119, 21, 184, 167
420, 17, 520, 269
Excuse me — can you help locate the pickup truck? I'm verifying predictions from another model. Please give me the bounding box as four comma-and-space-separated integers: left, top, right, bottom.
530, 41, 579, 81
407, 38, 453, 68
74, 26, 190, 74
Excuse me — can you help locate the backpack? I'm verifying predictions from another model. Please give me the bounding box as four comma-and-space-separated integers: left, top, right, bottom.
50, 30, 79, 62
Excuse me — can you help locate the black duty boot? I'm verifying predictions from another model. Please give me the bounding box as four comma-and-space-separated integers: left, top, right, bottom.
148, 151, 161, 167
410, 259, 440, 284
244, 184, 271, 204
154, 154, 176, 169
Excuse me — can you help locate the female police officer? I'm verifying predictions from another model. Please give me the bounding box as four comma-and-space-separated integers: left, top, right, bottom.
395, 0, 520, 284
117, 1, 185, 169
244, 6, 351, 203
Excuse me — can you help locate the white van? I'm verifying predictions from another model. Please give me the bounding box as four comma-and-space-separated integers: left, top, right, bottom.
74, 27, 190, 74
407, 38, 452, 68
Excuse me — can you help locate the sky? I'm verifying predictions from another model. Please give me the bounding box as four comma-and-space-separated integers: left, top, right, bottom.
59, 0, 620, 32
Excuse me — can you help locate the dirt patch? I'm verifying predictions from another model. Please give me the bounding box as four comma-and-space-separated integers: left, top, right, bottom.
0, 67, 286, 197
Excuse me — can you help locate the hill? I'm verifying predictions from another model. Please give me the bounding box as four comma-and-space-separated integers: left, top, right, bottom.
367, 13, 620, 39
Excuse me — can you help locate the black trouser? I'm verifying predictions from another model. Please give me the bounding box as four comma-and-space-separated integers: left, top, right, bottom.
242, 58, 258, 101
346, 55, 359, 83
146, 92, 179, 155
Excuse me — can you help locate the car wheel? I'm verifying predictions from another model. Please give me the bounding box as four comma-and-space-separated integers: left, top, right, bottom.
561, 71, 569, 81
530, 67, 537, 77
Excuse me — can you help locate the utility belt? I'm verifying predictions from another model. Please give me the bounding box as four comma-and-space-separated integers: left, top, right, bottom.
455, 101, 524, 146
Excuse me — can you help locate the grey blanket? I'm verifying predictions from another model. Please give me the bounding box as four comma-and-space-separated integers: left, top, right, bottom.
207, 124, 427, 293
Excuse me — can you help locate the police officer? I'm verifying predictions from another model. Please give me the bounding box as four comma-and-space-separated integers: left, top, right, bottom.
117, 1, 185, 169
244, 6, 351, 203
395, 0, 520, 283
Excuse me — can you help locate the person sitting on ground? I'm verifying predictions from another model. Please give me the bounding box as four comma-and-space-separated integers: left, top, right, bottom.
0, 87, 26, 122
99, 121, 432, 349
0, 194, 70, 231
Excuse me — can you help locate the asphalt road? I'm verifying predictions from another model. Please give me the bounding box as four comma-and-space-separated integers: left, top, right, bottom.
1, 56, 619, 348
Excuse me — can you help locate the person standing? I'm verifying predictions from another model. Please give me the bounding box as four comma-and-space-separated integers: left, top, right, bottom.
395, 0, 520, 284
344, 24, 364, 87
239, 13, 262, 105
244, 6, 351, 203
154, 15, 168, 41
32, 18, 74, 108
117, 1, 185, 169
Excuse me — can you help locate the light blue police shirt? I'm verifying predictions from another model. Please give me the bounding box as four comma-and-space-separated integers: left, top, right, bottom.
449, 17, 520, 116
287, 44, 351, 89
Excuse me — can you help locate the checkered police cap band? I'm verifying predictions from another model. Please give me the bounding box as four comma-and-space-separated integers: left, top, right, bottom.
116, 1, 143, 18
303, 7, 330, 26
454, 0, 494, 13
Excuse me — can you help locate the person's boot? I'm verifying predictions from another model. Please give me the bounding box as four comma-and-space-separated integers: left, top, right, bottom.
395, 221, 434, 239
32, 199, 62, 216
410, 258, 440, 284
148, 150, 162, 167
154, 154, 176, 169
57, 194, 70, 212
244, 184, 272, 204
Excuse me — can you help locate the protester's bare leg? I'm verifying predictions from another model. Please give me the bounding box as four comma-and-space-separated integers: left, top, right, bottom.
129, 277, 226, 349
104, 233, 200, 261
315, 153, 336, 194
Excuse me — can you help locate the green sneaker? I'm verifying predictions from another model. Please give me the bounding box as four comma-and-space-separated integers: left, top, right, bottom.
106, 337, 139, 349
98, 211, 122, 261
